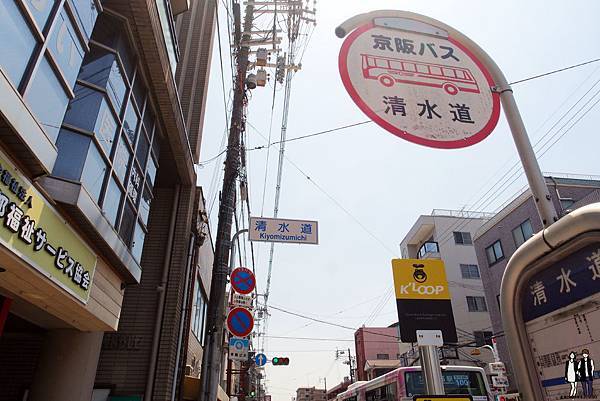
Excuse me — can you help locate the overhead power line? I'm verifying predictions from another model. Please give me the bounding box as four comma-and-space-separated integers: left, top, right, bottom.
509, 57, 600, 86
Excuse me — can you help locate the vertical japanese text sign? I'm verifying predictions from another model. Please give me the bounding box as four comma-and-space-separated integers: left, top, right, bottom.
392, 259, 457, 343
338, 17, 500, 149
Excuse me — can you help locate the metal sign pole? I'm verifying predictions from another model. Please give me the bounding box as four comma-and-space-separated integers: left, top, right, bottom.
419, 345, 444, 394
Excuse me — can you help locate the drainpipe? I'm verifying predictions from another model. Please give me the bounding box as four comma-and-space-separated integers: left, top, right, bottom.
171, 233, 196, 401
145, 185, 181, 401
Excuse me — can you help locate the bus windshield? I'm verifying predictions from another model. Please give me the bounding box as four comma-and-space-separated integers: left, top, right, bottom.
404, 371, 487, 397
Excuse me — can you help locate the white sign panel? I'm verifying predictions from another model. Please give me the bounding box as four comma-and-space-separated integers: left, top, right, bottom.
492, 375, 509, 388
416, 330, 443, 346
488, 362, 506, 375
232, 293, 253, 309
228, 337, 249, 362
249, 216, 318, 245
339, 22, 500, 149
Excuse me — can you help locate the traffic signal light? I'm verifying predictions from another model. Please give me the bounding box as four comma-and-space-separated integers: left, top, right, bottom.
249, 391, 256, 398
272, 356, 289, 365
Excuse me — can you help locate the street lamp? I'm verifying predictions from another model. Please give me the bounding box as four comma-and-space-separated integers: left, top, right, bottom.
470, 344, 500, 363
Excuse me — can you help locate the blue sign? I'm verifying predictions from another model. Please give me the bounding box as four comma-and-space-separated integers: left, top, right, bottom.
522, 242, 600, 322
227, 307, 254, 337
255, 353, 267, 367
229, 337, 249, 350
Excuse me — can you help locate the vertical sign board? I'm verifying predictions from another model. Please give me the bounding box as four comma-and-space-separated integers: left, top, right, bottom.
338, 17, 500, 149
520, 241, 600, 400
392, 259, 457, 343
249, 216, 318, 245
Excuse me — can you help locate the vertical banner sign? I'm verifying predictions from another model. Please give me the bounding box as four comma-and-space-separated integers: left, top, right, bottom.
392, 259, 457, 343
521, 242, 600, 399
338, 19, 500, 148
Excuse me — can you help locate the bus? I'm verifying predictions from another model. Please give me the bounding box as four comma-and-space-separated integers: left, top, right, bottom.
360, 54, 480, 96
336, 366, 492, 401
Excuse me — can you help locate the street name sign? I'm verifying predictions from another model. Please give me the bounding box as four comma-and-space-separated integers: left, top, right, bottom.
249, 216, 318, 245
338, 17, 500, 149
226, 307, 254, 338
392, 259, 457, 343
231, 267, 256, 295
228, 337, 249, 362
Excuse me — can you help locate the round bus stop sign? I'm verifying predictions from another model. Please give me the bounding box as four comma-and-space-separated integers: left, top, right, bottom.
339, 21, 500, 149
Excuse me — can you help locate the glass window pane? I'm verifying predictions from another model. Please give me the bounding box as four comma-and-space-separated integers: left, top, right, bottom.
48, 7, 84, 88
113, 135, 131, 183
133, 75, 146, 111
79, 46, 115, 88
155, 0, 177, 73
25, 0, 56, 31
486, 246, 495, 264
107, 60, 127, 113
493, 241, 503, 259
95, 98, 118, 156
151, 129, 160, 160
140, 185, 152, 225
81, 142, 107, 203
103, 176, 122, 227
131, 221, 145, 262
64, 84, 102, 132
143, 106, 155, 134
118, 201, 135, 246
0, 1, 38, 88
24, 57, 69, 143
70, 0, 99, 38
136, 133, 150, 169
53, 128, 89, 180
127, 164, 142, 206
123, 101, 139, 144
146, 156, 157, 189
522, 219, 534, 239
512, 226, 525, 247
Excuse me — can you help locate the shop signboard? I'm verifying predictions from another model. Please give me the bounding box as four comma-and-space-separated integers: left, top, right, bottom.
0, 148, 97, 303
392, 259, 457, 343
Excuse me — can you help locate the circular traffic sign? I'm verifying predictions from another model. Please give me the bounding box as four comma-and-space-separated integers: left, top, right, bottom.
339, 21, 500, 149
255, 353, 267, 367
227, 307, 254, 337
231, 267, 256, 295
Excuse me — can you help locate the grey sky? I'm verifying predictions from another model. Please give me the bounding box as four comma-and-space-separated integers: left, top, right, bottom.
197, 1, 600, 399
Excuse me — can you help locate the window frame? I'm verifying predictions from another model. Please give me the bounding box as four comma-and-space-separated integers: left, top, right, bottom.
460, 264, 480, 279
485, 240, 504, 266
512, 219, 534, 248
453, 231, 472, 245
466, 296, 488, 312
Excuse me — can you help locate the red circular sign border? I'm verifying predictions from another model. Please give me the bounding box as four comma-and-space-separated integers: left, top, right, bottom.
231, 267, 256, 295
338, 22, 501, 149
227, 307, 254, 337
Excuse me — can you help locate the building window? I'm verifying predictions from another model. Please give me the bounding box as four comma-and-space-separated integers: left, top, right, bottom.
52, 13, 161, 260
460, 264, 480, 279
155, 0, 178, 74
0, 0, 95, 142
192, 277, 208, 345
512, 219, 534, 248
417, 241, 439, 259
467, 296, 488, 312
0, 1, 37, 88
474, 331, 493, 346
453, 231, 472, 245
376, 353, 389, 360
485, 240, 504, 265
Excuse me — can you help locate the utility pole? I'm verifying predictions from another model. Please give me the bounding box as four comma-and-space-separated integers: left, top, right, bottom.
199, 3, 255, 401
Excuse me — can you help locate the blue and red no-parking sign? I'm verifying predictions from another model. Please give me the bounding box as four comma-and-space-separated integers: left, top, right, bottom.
227, 307, 254, 337
231, 267, 256, 295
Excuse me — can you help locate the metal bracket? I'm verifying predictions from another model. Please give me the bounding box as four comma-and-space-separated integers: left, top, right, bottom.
373, 17, 448, 38
491, 84, 513, 94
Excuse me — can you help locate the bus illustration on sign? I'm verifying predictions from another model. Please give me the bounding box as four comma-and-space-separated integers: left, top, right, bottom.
361, 54, 480, 96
